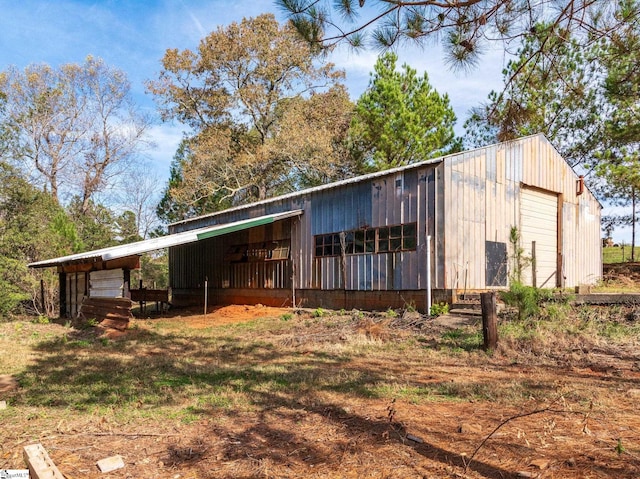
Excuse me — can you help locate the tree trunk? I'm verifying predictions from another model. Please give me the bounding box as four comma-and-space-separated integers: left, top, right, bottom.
633, 188, 636, 262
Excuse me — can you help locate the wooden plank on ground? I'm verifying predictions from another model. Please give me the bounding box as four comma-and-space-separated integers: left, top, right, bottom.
82, 297, 133, 308
79, 297, 132, 330
23, 444, 64, 479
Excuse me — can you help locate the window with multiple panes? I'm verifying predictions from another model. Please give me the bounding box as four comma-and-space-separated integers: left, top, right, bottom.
314, 223, 417, 257
377, 223, 417, 252
315, 234, 341, 257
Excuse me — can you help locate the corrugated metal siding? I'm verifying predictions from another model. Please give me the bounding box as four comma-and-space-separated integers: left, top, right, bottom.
90, 269, 124, 298
311, 181, 372, 234
170, 134, 600, 295
171, 220, 293, 291
444, 148, 496, 290
443, 134, 601, 289
170, 165, 440, 294
562, 196, 601, 286
304, 167, 437, 291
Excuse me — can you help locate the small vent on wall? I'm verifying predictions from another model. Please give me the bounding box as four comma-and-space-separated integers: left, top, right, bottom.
576, 175, 584, 196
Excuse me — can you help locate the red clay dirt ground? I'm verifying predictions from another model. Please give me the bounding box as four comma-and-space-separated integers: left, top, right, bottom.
1, 304, 640, 478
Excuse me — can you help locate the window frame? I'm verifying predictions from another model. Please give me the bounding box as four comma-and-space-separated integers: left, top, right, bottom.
314, 222, 418, 258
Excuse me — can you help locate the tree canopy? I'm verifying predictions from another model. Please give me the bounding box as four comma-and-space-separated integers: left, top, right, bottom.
0, 163, 78, 315
148, 13, 356, 209
462, 1, 640, 245
278, 0, 635, 67
463, 23, 603, 166
350, 52, 460, 170
0, 56, 151, 212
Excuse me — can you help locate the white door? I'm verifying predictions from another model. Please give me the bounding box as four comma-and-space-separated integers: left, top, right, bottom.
520, 188, 558, 288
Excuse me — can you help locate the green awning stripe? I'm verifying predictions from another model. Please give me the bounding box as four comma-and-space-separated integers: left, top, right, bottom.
196, 216, 276, 241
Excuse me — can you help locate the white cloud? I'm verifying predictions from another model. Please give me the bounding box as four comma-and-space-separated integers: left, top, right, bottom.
145, 124, 185, 173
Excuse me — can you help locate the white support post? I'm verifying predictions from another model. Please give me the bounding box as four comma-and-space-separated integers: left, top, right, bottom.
426, 235, 432, 315
204, 277, 208, 318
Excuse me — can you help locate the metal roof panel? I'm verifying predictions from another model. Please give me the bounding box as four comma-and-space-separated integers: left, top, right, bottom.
29, 210, 303, 269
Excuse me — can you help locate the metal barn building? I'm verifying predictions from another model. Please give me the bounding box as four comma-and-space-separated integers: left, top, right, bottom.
168, 134, 602, 312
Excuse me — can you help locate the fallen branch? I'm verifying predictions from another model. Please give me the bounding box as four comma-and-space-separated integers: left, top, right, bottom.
64, 431, 177, 438
463, 397, 587, 474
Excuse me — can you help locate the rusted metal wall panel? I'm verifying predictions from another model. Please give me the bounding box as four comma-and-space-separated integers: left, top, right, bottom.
311, 182, 372, 234
169, 163, 440, 296
300, 168, 437, 292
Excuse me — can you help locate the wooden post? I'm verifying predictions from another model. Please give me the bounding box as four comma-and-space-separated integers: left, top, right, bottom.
480, 291, 498, 351
291, 259, 296, 308
426, 235, 432, 315
139, 279, 144, 314
531, 240, 537, 288
59, 272, 67, 318
40, 279, 45, 314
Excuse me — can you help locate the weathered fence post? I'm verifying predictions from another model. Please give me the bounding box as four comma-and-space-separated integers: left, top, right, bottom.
480, 291, 498, 351
40, 279, 45, 314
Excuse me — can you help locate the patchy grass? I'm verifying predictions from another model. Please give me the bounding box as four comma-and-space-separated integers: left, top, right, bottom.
603, 245, 640, 264
1, 305, 640, 478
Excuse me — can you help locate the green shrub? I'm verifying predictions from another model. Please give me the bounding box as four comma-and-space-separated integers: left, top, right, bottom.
32, 315, 50, 324
430, 302, 449, 317
500, 282, 553, 321
385, 308, 398, 318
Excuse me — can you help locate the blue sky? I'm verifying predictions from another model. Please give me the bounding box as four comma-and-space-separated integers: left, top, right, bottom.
6, 1, 624, 241
0, 1, 507, 172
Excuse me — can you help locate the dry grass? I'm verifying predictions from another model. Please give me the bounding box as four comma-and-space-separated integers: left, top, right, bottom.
0, 305, 639, 478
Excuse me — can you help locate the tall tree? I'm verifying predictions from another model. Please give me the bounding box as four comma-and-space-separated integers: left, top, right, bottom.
602, 0, 640, 147
0, 56, 151, 211
67, 197, 118, 251
463, 23, 604, 167
0, 163, 78, 316
595, 0, 640, 256
156, 139, 232, 225
148, 14, 354, 210
114, 166, 163, 239
350, 52, 460, 170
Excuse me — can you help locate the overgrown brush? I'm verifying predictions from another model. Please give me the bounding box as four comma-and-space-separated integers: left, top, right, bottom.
499, 281, 555, 321
497, 302, 640, 362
